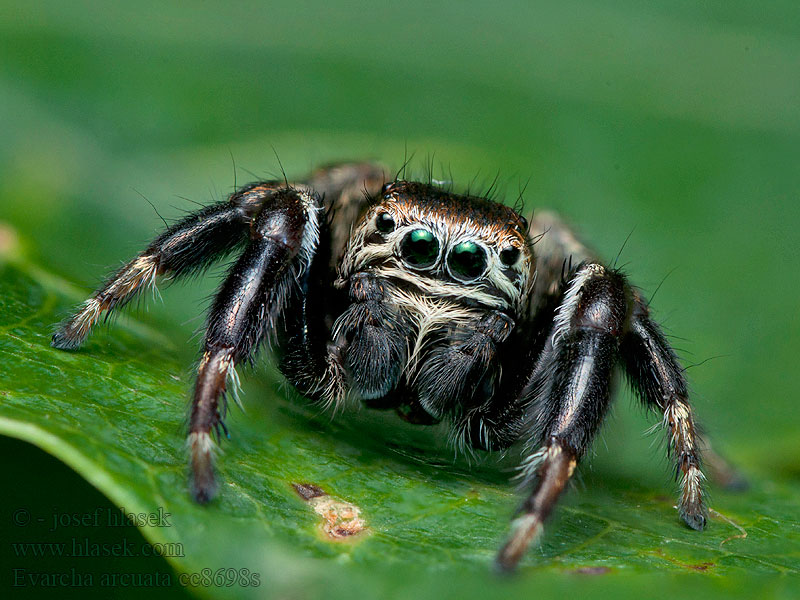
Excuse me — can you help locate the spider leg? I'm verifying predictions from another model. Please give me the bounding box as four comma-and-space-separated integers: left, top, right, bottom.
495, 262, 628, 572
620, 293, 708, 529
531, 211, 723, 498
497, 439, 577, 572
189, 188, 320, 502
51, 182, 288, 349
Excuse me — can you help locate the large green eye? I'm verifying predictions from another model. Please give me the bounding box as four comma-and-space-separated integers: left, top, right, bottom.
448, 241, 488, 280
400, 229, 440, 268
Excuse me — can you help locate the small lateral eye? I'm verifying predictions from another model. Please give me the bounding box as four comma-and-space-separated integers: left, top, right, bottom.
448, 241, 488, 280
499, 246, 520, 267
375, 212, 395, 233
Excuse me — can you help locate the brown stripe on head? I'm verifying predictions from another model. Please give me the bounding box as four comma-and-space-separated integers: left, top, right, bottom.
382, 181, 529, 242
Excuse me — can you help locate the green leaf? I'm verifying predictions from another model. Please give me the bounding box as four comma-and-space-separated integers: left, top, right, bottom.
2, 1, 800, 597
1, 222, 799, 600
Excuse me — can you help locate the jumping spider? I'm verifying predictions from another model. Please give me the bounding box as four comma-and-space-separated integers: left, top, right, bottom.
53, 162, 710, 571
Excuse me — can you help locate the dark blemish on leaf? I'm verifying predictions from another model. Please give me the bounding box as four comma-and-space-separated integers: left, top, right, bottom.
651, 549, 716, 572
572, 566, 611, 575
291, 482, 367, 541
293, 482, 326, 500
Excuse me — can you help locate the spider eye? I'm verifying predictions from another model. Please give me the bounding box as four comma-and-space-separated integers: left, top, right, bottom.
448, 241, 488, 280
375, 212, 395, 233
499, 246, 520, 267
400, 229, 440, 268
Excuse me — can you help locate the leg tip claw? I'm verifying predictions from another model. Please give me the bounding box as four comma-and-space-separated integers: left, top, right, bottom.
191, 478, 218, 504
493, 550, 521, 576
191, 487, 216, 504
51, 331, 80, 350
681, 510, 707, 531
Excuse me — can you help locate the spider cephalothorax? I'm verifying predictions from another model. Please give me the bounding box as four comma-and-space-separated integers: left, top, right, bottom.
53, 161, 716, 571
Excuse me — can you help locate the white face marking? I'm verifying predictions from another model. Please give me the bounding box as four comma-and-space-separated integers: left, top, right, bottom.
377, 266, 510, 309
388, 287, 482, 378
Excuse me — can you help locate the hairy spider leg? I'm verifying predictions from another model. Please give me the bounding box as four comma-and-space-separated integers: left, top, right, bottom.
529, 211, 711, 511
481, 210, 712, 571
621, 293, 707, 530
50, 179, 305, 350
527, 211, 717, 512
190, 187, 320, 502
495, 262, 629, 572
532, 213, 723, 513
51, 202, 254, 349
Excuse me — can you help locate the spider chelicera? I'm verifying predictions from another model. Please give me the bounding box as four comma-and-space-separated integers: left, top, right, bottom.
53, 161, 717, 571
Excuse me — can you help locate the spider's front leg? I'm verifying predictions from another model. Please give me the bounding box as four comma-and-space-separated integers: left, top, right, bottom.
52, 183, 277, 349
189, 188, 320, 502
495, 263, 629, 571
51, 179, 322, 501
493, 261, 708, 571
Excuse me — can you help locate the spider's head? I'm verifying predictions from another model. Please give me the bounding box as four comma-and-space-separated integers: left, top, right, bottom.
338, 181, 533, 312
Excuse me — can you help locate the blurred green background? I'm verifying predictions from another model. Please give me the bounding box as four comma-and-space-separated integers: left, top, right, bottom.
1, 0, 799, 598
